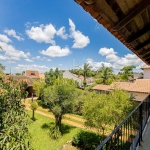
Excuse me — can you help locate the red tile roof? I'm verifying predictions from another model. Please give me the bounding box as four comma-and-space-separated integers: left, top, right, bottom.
92, 84, 110, 91
93, 79, 150, 93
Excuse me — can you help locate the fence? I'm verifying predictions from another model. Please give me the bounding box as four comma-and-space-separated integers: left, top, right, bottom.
95, 94, 150, 150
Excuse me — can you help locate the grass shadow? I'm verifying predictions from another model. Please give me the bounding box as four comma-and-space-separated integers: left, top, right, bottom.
41, 122, 52, 129
31, 117, 37, 121
61, 123, 76, 135
41, 122, 76, 134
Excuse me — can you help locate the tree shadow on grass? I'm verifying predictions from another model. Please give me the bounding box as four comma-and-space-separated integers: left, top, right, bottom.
61, 123, 76, 135
41, 122, 52, 129
31, 117, 37, 122
41, 122, 76, 134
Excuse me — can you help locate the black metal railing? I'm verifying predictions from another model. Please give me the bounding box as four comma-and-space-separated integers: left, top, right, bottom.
95, 94, 150, 150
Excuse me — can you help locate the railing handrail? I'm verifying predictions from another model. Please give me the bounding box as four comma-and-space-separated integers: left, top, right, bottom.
95, 94, 150, 150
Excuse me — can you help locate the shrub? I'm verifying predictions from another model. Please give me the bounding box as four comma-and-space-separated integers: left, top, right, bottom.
72, 130, 106, 150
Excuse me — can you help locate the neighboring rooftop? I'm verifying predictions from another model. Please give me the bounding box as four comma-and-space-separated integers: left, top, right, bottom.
93, 79, 150, 94
75, 0, 150, 65
25, 70, 40, 79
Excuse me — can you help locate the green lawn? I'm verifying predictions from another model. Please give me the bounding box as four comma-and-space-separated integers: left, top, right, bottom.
28, 111, 79, 150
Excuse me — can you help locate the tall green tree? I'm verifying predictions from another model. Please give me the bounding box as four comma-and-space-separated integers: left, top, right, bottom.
97, 64, 114, 85
30, 101, 38, 120
83, 63, 91, 89
82, 89, 135, 135
120, 65, 136, 81
0, 78, 32, 149
33, 79, 46, 100
45, 68, 61, 86
54, 67, 60, 79
43, 79, 76, 138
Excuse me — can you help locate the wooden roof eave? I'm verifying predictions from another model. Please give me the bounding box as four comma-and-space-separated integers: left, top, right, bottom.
74, 0, 150, 65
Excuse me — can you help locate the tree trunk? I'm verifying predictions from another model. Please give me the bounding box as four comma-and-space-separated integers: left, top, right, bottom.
32, 110, 34, 120
55, 115, 62, 132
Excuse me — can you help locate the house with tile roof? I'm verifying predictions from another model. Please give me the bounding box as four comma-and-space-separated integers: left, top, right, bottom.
92, 79, 150, 101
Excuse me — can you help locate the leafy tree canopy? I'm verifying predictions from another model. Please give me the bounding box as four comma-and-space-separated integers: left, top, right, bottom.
0, 77, 32, 149
82, 89, 135, 134
43, 78, 76, 137
120, 65, 136, 81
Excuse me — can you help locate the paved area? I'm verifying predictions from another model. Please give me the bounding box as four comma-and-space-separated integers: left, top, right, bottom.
138, 119, 150, 150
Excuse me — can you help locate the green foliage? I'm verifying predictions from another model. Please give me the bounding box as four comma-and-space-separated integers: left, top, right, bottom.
15, 73, 22, 76
97, 64, 114, 85
82, 89, 135, 133
120, 65, 136, 81
33, 79, 46, 100
45, 68, 61, 86
0, 63, 5, 77
72, 130, 105, 150
30, 101, 38, 120
30, 101, 38, 111
72, 89, 85, 115
50, 125, 62, 140
43, 79, 76, 136
0, 77, 32, 149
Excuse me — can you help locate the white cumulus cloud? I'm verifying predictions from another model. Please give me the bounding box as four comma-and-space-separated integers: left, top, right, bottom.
0, 34, 12, 43
25, 58, 33, 62
98, 47, 145, 72
56, 26, 68, 39
4, 29, 24, 41
98, 47, 117, 56
86, 58, 112, 70
26, 24, 56, 45
0, 41, 31, 61
40, 45, 71, 57
69, 19, 90, 48
13, 64, 50, 73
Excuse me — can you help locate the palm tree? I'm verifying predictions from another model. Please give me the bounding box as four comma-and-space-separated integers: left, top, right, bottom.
83, 63, 91, 89
98, 64, 113, 85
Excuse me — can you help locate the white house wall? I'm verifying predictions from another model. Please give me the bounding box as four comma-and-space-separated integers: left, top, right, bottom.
143, 69, 150, 79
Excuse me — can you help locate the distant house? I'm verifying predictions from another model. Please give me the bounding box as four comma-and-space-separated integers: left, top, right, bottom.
24, 70, 45, 96
5, 70, 45, 97
92, 79, 150, 102
141, 65, 150, 79
63, 70, 94, 87
63, 70, 82, 86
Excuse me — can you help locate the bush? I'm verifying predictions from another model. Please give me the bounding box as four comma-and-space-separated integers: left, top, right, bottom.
72, 130, 106, 150
37, 100, 48, 108
50, 126, 62, 140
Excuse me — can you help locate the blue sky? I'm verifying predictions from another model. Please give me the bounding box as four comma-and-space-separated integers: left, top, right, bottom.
0, 0, 145, 74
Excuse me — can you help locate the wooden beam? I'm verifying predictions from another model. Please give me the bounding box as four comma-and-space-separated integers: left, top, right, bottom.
134, 38, 150, 50
139, 48, 150, 55
113, 1, 150, 30
145, 57, 150, 62
147, 60, 150, 64
143, 54, 150, 59
126, 24, 150, 43
84, 0, 95, 5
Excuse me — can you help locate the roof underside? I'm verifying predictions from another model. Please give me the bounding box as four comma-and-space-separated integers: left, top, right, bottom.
74, 0, 150, 65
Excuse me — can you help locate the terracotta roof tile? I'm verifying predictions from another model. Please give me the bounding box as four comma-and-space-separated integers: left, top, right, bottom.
93, 79, 150, 93
92, 84, 110, 91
